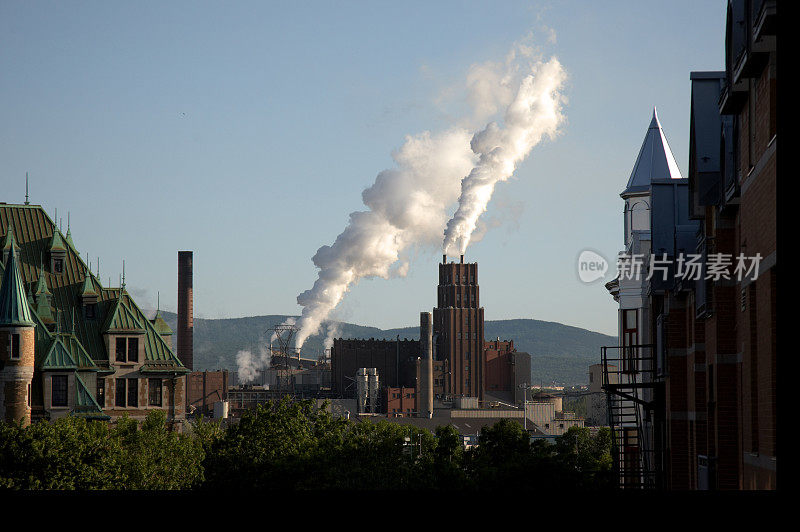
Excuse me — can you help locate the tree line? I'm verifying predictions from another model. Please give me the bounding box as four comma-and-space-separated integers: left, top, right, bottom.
0, 398, 614, 490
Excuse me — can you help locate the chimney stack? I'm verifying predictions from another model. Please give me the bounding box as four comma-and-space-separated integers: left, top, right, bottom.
419, 311, 434, 419
460, 254, 464, 264
177, 251, 193, 371
442, 254, 447, 264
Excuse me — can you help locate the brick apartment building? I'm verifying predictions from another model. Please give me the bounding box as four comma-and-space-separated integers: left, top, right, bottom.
602, 0, 776, 490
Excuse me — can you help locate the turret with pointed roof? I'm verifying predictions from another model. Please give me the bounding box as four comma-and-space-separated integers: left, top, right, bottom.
621, 107, 683, 198
0, 245, 35, 327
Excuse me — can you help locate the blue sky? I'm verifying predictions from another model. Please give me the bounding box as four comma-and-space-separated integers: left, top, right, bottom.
0, 1, 725, 337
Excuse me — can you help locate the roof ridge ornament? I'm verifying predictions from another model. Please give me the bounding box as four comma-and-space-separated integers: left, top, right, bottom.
25, 172, 30, 205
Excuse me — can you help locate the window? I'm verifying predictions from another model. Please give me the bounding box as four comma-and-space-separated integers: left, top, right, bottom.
97, 378, 105, 408
85, 303, 97, 320
127, 338, 139, 363
10, 333, 20, 359
27, 383, 31, 407
53, 258, 64, 273
622, 309, 638, 373
115, 338, 127, 362
51, 375, 68, 407
127, 378, 138, 408
115, 378, 126, 407
148, 378, 162, 406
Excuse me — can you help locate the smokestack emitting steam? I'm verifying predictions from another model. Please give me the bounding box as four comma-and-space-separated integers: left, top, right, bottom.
293, 40, 567, 350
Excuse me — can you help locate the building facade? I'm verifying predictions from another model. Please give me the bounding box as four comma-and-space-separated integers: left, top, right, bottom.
0, 203, 189, 426
602, 0, 777, 491
434, 255, 485, 400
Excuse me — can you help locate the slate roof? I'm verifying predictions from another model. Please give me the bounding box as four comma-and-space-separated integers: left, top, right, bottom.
621, 107, 683, 197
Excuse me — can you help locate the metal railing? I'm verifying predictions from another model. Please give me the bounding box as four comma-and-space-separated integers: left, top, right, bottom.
601, 344, 661, 489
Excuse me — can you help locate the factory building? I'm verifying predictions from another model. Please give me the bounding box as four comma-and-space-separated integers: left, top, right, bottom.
0, 202, 189, 426
434, 255, 485, 400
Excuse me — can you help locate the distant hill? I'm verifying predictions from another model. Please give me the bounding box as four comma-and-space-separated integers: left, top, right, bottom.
156, 312, 616, 385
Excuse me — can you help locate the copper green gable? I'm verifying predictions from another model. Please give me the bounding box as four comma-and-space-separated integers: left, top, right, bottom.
34, 270, 51, 296
102, 296, 146, 333
151, 309, 173, 336
2, 226, 20, 253
41, 338, 77, 370
79, 274, 99, 298
49, 228, 66, 252
71, 374, 110, 420
62, 334, 99, 370
0, 245, 35, 326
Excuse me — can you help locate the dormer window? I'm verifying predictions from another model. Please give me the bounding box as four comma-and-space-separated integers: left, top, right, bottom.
53, 258, 64, 273
85, 303, 97, 320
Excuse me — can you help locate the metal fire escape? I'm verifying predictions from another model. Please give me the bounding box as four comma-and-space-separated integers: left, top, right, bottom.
601, 344, 661, 489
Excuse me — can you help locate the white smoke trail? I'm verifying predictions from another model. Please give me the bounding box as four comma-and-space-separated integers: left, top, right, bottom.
293, 129, 477, 348
235, 344, 271, 384
442, 57, 566, 256
323, 321, 341, 352
293, 38, 567, 350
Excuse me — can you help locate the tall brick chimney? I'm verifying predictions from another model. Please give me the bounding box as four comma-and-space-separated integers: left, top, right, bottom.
177, 251, 193, 371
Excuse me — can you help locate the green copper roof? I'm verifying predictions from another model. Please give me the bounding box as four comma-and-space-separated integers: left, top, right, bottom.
34, 291, 55, 323
71, 374, 109, 420
65, 227, 75, 250
34, 271, 51, 296
102, 296, 146, 333
2, 203, 188, 380
0, 245, 35, 326
49, 229, 66, 252
151, 309, 173, 336
2, 226, 20, 253
41, 338, 77, 370
79, 274, 99, 298
61, 334, 98, 370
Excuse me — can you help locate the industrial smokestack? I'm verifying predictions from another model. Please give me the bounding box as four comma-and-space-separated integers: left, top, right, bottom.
177, 251, 193, 371
419, 312, 434, 419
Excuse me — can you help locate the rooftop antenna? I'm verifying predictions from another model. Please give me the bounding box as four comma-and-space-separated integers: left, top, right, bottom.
24, 173, 29, 205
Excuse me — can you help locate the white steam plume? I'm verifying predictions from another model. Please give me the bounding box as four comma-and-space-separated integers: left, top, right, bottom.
236, 344, 271, 384
294, 129, 477, 348
442, 57, 566, 257
323, 321, 341, 352
293, 38, 567, 350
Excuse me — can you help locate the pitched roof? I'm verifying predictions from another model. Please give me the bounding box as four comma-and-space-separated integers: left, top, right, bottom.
2, 226, 20, 252
72, 374, 110, 420
151, 309, 173, 336
0, 245, 35, 326
621, 107, 683, 197
79, 274, 99, 299
49, 228, 67, 252
41, 338, 77, 370
102, 295, 146, 333
0, 203, 187, 375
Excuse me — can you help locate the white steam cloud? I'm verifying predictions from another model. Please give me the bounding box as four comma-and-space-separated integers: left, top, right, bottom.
236, 344, 271, 384
293, 36, 567, 349
442, 57, 566, 256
